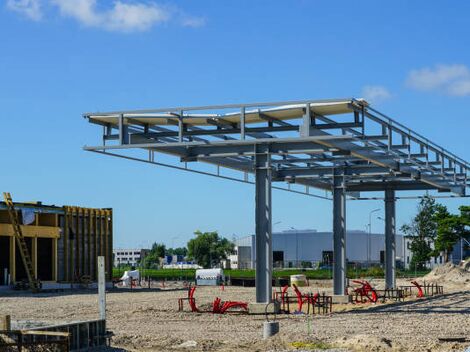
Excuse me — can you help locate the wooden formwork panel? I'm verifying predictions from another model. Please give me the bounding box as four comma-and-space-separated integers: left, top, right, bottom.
61, 207, 112, 283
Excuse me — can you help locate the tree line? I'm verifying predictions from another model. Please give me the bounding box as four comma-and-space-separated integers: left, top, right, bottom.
141, 230, 234, 269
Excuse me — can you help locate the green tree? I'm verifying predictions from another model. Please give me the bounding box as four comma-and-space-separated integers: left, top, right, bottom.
143, 242, 166, 269
401, 196, 439, 270
432, 205, 460, 262
460, 205, 470, 227
187, 230, 234, 268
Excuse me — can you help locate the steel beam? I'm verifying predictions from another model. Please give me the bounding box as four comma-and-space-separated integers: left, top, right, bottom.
254, 144, 273, 303
384, 189, 396, 289
118, 114, 129, 144
333, 168, 347, 295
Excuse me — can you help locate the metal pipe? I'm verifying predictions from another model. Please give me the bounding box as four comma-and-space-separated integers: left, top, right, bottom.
368, 208, 380, 265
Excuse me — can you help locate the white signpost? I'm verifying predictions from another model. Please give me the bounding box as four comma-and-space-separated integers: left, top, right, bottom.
98, 256, 106, 320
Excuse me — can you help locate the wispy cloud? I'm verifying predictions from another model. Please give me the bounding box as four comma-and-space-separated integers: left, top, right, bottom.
6, 0, 205, 33
50, 0, 170, 32
361, 85, 392, 103
406, 64, 470, 96
6, 0, 42, 21
180, 15, 206, 28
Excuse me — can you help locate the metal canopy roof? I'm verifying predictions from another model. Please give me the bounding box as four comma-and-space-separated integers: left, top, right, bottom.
83, 98, 470, 198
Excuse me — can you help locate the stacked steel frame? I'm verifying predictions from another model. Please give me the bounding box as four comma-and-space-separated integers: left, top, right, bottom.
83, 98, 469, 303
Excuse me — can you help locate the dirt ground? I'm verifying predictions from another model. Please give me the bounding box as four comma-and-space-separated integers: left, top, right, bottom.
0, 277, 469, 352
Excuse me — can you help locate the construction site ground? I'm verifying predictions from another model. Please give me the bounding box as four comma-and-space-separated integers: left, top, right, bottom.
0, 274, 469, 352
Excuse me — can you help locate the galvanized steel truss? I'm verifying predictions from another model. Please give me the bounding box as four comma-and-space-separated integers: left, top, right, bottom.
83, 98, 470, 301
83, 98, 469, 197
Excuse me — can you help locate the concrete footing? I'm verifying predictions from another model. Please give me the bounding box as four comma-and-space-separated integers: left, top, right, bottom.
248, 301, 280, 315
263, 321, 279, 339
331, 295, 350, 304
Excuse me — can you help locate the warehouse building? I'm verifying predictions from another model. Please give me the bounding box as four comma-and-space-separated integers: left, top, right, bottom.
0, 200, 113, 288
229, 229, 405, 269
113, 248, 149, 267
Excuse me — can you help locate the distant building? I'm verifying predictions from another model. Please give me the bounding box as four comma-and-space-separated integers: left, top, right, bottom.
231, 229, 405, 269
113, 248, 149, 267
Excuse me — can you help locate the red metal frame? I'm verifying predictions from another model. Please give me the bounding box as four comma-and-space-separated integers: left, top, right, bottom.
352, 280, 378, 303
179, 286, 247, 314
292, 284, 319, 312
411, 281, 424, 298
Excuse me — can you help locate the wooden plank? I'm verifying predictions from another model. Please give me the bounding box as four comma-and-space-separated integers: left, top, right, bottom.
20, 330, 69, 337
75, 207, 79, 279
64, 208, 69, 282
81, 208, 85, 276
88, 209, 92, 277
0, 224, 60, 238
95, 210, 99, 280
53, 214, 58, 281
100, 210, 105, 257
70, 209, 75, 282
104, 210, 109, 277
1, 315, 11, 330
108, 210, 113, 281
9, 236, 15, 283
52, 237, 58, 282
32, 237, 37, 279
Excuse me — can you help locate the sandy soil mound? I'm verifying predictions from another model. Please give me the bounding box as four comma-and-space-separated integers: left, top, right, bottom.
423, 258, 470, 288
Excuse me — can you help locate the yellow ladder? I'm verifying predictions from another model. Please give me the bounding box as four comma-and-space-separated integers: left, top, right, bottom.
3, 192, 40, 292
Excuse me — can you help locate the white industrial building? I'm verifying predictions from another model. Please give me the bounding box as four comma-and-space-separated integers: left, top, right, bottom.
113, 248, 149, 267
229, 229, 406, 269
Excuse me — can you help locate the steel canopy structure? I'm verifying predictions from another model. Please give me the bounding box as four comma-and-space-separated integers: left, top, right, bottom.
83, 98, 470, 302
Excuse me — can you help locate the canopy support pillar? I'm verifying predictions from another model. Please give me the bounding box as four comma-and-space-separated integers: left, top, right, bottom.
254, 145, 272, 303
385, 189, 396, 289
333, 168, 347, 296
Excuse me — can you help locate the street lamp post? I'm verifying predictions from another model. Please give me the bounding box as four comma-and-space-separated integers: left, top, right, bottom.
368, 209, 380, 266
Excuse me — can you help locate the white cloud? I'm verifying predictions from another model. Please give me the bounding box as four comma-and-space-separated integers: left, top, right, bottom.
50, 0, 170, 32
406, 64, 470, 96
107, 2, 170, 32
6, 0, 205, 33
6, 0, 42, 21
361, 85, 392, 103
180, 15, 205, 28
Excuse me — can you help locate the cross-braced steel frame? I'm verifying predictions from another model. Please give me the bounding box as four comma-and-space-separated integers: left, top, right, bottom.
83, 98, 470, 301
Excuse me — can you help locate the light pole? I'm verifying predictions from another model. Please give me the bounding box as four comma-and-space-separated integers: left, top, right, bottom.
368, 209, 380, 266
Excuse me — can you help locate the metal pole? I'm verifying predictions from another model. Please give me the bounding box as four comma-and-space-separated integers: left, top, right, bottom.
368, 208, 380, 266
461, 238, 464, 262
255, 144, 272, 303
384, 189, 396, 289
333, 169, 346, 296
98, 256, 106, 320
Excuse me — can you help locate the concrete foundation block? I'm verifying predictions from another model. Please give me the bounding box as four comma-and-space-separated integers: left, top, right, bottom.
248, 301, 280, 315
331, 295, 350, 304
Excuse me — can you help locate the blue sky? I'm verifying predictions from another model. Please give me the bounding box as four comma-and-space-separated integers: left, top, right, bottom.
1, 0, 469, 248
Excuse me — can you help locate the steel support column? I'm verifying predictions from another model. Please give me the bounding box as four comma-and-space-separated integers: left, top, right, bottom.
384, 189, 396, 289
255, 145, 272, 303
333, 169, 347, 295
